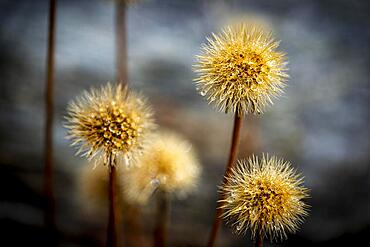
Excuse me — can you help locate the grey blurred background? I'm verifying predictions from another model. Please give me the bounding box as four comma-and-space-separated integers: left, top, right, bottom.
1, 0, 369, 246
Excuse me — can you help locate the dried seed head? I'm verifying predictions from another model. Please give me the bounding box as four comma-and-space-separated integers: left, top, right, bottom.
220, 154, 309, 240
65, 83, 155, 166
124, 131, 201, 204
194, 23, 288, 115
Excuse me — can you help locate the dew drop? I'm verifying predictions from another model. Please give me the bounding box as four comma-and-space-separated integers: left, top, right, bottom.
227, 192, 236, 203
200, 90, 206, 96
150, 178, 160, 188
236, 223, 242, 231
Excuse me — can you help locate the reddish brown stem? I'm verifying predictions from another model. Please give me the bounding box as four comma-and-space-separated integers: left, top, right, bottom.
125, 204, 144, 247
207, 114, 243, 247
255, 232, 263, 247
43, 0, 57, 233
115, 1, 128, 84
154, 191, 170, 247
107, 2, 127, 246
107, 154, 121, 247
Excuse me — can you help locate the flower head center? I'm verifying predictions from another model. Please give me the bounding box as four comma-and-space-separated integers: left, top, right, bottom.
248, 180, 284, 216
225, 51, 270, 89
91, 103, 142, 152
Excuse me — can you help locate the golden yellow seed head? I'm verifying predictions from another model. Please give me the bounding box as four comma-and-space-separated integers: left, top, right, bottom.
194, 23, 288, 115
65, 83, 155, 166
220, 154, 309, 240
124, 131, 201, 204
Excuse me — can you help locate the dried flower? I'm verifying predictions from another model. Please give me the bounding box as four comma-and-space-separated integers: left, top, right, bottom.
194, 23, 288, 115
65, 83, 155, 166
124, 131, 201, 204
220, 155, 309, 240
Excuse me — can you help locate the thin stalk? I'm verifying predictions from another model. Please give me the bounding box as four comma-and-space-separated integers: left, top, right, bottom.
115, 1, 128, 84
207, 113, 243, 247
255, 232, 263, 247
154, 191, 170, 247
107, 153, 121, 247
125, 204, 144, 247
43, 0, 57, 233
107, 2, 127, 246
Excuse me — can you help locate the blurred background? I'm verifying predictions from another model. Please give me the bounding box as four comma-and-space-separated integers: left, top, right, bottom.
1, 0, 369, 246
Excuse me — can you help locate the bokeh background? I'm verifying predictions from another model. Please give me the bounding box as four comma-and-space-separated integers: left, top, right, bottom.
1, 0, 370, 246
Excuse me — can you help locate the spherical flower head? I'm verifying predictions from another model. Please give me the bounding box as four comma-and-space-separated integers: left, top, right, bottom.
194, 23, 288, 115
65, 83, 155, 166
124, 131, 201, 204
220, 154, 309, 240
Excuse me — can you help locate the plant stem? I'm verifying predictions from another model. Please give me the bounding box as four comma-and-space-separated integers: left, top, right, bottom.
154, 191, 170, 247
107, 153, 121, 247
44, 0, 57, 234
115, 0, 128, 84
255, 232, 263, 247
125, 204, 144, 247
107, 2, 127, 246
207, 113, 243, 247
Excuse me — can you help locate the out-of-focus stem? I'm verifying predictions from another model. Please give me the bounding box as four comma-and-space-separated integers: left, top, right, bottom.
44, 0, 57, 234
154, 191, 170, 247
107, 153, 121, 247
110, 1, 127, 246
125, 204, 145, 247
255, 232, 263, 247
207, 113, 243, 247
115, 1, 128, 84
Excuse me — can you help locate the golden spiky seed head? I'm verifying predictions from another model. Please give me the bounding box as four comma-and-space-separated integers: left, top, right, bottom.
220, 154, 309, 240
124, 131, 201, 204
194, 23, 288, 115
65, 83, 155, 166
